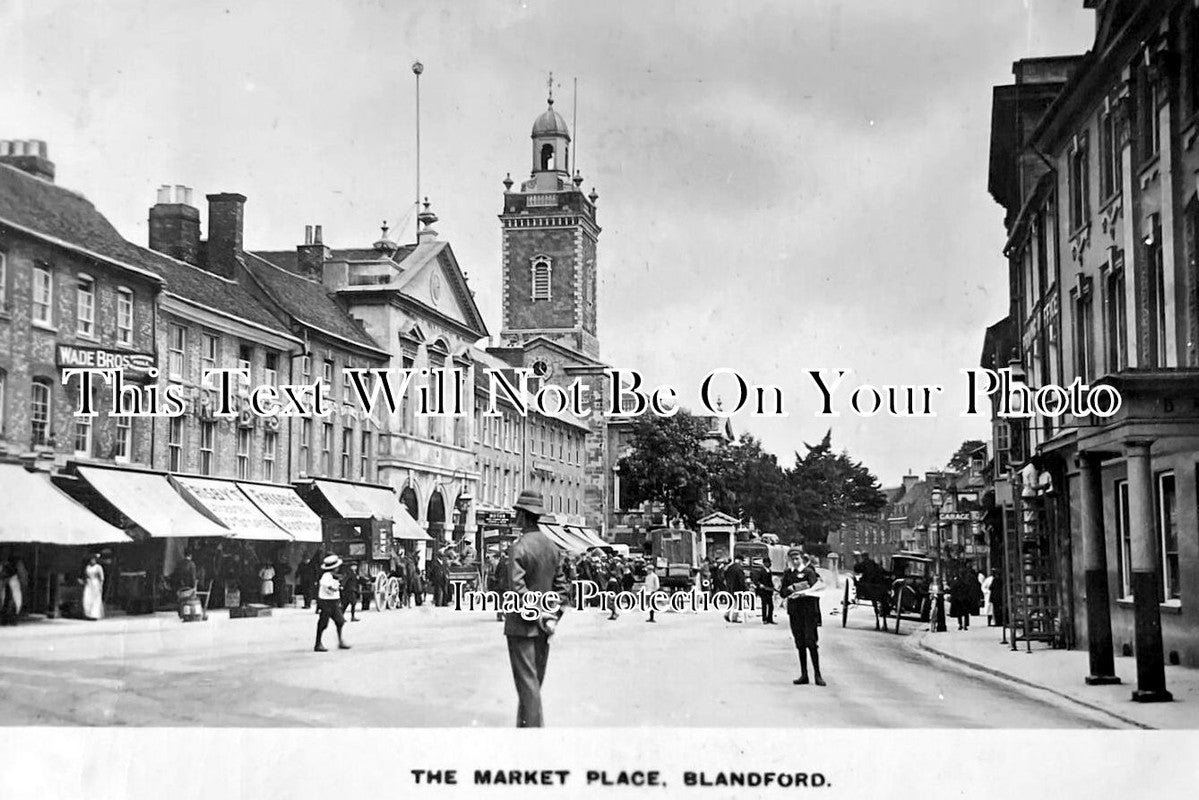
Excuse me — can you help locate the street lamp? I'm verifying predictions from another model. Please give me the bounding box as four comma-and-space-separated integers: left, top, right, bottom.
929, 485, 948, 632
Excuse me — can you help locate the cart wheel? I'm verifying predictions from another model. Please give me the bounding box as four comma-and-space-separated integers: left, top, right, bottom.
841, 580, 850, 627
891, 586, 904, 634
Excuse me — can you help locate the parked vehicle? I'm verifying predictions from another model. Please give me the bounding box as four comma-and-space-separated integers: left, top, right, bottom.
840, 551, 935, 634
649, 528, 702, 590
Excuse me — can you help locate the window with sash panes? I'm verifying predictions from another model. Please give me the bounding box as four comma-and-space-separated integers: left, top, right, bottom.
168, 324, 186, 379
200, 332, 218, 383
238, 344, 253, 394
264, 351, 278, 388
341, 426, 352, 478
115, 416, 132, 462
73, 414, 91, 457
32, 264, 52, 325
321, 422, 333, 474
116, 288, 134, 345
360, 431, 371, 480
263, 431, 277, 482
30, 378, 50, 447
199, 421, 215, 475
300, 418, 311, 474
168, 416, 184, 471
1157, 472, 1179, 603
236, 427, 251, 479
76, 274, 95, 337
0, 250, 6, 308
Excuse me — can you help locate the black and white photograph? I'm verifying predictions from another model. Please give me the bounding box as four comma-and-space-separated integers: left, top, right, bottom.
0, 1, 1196, 797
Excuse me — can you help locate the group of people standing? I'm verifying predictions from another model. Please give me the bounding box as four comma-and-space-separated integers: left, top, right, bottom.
948, 565, 1000, 630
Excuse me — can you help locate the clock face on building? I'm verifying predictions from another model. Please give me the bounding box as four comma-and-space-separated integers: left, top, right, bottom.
429, 271, 443, 306
532, 359, 552, 378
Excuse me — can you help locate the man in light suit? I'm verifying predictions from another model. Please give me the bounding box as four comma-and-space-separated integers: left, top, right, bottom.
504, 489, 569, 728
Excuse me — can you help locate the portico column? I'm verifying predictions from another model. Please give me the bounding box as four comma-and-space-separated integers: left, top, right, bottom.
1078, 452, 1120, 685
1124, 441, 1172, 702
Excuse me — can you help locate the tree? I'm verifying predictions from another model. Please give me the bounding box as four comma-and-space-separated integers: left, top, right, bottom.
707, 433, 795, 534
617, 411, 714, 526
787, 430, 887, 544
947, 439, 987, 472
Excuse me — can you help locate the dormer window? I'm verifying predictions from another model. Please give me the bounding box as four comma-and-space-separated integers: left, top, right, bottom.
531, 257, 552, 300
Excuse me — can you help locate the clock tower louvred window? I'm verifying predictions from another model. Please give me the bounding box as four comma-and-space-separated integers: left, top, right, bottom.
532, 257, 552, 300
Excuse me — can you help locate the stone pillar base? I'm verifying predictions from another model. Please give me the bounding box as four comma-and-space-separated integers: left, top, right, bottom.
1131, 688, 1173, 703
1084, 675, 1121, 686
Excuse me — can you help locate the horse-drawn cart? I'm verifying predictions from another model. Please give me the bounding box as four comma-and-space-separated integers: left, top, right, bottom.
840, 552, 935, 634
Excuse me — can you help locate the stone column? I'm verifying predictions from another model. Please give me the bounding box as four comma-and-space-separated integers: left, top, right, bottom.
1078, 452, 1120, 685
1124, 440, 1172, 702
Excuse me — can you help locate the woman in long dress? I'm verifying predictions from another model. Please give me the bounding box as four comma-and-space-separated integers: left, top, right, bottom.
82, 554, 105, 620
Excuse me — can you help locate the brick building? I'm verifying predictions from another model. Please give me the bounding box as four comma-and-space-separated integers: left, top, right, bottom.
987, 0, 1199, 689
0, 143, 161, 468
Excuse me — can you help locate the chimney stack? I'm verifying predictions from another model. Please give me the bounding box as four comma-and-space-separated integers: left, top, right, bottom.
0, 139, 56, 182
205, 192, 247, 280
297, 223, 331, 281
148, 184, 201, 265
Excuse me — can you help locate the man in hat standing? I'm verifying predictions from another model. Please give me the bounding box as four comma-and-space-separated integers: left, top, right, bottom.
314, 554, 351, 652
504, 489, 569, 727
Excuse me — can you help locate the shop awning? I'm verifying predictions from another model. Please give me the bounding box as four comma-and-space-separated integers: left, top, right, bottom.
0, 464, 130, 545
238, 482, 322, 543
564, 525, 607, 549
311, 479, 429, 541
171, 476, 292, 541
539, 523, 588, 554
77, 466, 231, 539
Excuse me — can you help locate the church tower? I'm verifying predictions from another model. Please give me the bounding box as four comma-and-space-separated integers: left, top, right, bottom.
499, 89, 601, 360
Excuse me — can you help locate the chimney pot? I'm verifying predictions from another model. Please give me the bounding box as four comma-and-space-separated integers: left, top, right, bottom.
304, 225, 314, 245
0, 141, 10, 156
0, 138, 55, 182
149, 184, 201, 265
314, 225, 323, 245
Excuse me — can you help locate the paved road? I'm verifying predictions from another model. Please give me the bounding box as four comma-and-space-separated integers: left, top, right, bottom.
0, 586, 1124, 727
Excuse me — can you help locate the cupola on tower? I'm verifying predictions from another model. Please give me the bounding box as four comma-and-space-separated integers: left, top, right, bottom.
499, 89, 601, 360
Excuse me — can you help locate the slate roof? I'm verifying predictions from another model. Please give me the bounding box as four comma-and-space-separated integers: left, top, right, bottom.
0, 162, 161, 283
0, 163, 296, 337
243, 252, 386, 353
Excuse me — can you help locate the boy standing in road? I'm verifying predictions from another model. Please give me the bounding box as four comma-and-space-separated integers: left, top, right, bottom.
315, 555, 351, 652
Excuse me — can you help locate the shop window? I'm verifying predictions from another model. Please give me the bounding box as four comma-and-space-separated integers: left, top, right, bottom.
1115, 480, 1132, 598
168, 324, 186, 379
263, 431, 277, 482
237, 427, 251, 479
116, 288, 134, 345
76, 274, 95, 337
199, 421, 215, 475
1157, 472, 1179, 602
114, 416, 132, 463
32, 264, 52, 325
168, 416, 184, 472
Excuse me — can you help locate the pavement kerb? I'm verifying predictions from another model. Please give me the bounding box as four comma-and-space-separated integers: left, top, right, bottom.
910, 628, 1153, 730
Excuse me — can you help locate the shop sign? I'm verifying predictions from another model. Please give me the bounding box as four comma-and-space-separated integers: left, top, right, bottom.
56, 344, 155, 380
477, 509, 515, 527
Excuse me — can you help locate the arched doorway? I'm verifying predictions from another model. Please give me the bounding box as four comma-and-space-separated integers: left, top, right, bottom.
427, 491, 446, 545
400, 486, 418, 521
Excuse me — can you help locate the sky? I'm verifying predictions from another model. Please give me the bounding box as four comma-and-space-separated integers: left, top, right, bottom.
0, 0, 1096, 485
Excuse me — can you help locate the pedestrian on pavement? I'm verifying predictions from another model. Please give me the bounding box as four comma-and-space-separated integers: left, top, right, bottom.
723, 555, 747, 623
752, 556, 776, 624
1, 555, 21, 626
429, 551, 446, 607
296, 554, 314, 609
949, 569, 973, 630
643, 567, 661, 623
781, 549, 826, 686
341, 561, 362, 622
314, 555, 351, 652
487, 548, 505, 622
982, 569, 996, 626
258, 562, 275, 604
504, 489, 569, 728
81, 553, 105, 621
605, 560, 621, 620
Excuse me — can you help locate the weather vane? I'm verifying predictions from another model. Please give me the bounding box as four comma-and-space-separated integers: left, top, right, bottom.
547, 70, 554, 103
